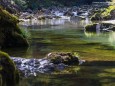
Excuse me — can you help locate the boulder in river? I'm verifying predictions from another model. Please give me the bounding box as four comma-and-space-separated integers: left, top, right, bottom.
46, 52, 79, 65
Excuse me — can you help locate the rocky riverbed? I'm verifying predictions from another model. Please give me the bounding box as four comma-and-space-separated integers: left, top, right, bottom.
10, 52, 85, 77
19, 4, 109, 22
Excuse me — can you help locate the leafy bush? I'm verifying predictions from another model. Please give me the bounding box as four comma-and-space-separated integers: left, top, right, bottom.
14, 0, 27, 10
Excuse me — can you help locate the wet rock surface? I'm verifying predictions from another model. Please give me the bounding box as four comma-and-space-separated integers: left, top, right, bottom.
0, 51, 19, 86
19, 6, 91, 21
11, 52, 83, 77
19, 4, 109, 19
45, 52, 79, 65
0, 7, 29, 48
85, 23, 115, 33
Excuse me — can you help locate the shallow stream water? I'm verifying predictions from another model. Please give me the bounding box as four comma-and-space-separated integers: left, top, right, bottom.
3, 18, 115, 86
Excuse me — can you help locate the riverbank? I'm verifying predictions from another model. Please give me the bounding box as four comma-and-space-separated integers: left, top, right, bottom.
18, 4, 108, 21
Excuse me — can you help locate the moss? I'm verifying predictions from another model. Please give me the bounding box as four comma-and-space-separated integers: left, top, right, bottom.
20, 28, 31, 39
46, 52, 79, 65
0, 8, 19, 29
102, 6, 115, 17
91, 6, 115, 21
0, 7, 29, 48
91, 13, 102, 21
0, 51, 19, 86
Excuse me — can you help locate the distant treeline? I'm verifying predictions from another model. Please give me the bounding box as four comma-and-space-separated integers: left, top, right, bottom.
0, 0, 112, 11
51, 0, 112, 6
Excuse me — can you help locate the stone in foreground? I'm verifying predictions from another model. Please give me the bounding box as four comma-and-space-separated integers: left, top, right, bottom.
0, 51, 19, 86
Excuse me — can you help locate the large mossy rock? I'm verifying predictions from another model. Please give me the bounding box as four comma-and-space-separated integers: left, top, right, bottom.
0, 51, 19, 86
0, 7, 29, 48
91, 6, 115, 21
46, 52, 79, 65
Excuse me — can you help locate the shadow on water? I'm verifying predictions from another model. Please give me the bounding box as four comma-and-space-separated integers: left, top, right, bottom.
98, 44, 115, 50
1, 47, 29, 57
82, 61, 115, 66
19, 73, 102, 86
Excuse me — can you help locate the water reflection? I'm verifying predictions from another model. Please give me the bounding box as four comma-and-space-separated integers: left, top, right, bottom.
84, 31, 115, 48
19, 19, 69, 26
108, 32, 115, 46
19, 18, 91, 29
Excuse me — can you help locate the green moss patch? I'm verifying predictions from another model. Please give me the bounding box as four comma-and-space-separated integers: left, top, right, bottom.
0, 51, 19, 86
91, 6, 115, 21
0, 7, 29, 48
46, 52, 79, 65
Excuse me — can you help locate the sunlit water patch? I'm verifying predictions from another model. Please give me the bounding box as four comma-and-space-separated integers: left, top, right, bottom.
85, 31, 115, 48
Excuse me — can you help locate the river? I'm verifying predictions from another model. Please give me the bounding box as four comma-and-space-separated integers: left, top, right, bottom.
3, 18, 115, 86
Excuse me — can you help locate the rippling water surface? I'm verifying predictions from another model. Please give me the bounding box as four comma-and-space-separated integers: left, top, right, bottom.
3, 18, 115, 86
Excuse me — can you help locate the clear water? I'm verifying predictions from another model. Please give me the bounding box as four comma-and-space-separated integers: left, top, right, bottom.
3, 18, 115, 86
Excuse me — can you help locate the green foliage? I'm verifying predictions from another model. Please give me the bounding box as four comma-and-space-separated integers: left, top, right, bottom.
20, 28, 31, 39
91, 6, 115, 21
72, 52, 80, 58
14, 0, 27, 10
26, 0, 40, 10
102, 6, 115, 17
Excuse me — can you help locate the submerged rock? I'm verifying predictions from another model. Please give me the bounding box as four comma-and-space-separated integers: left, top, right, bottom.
0, 51, 19, 86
